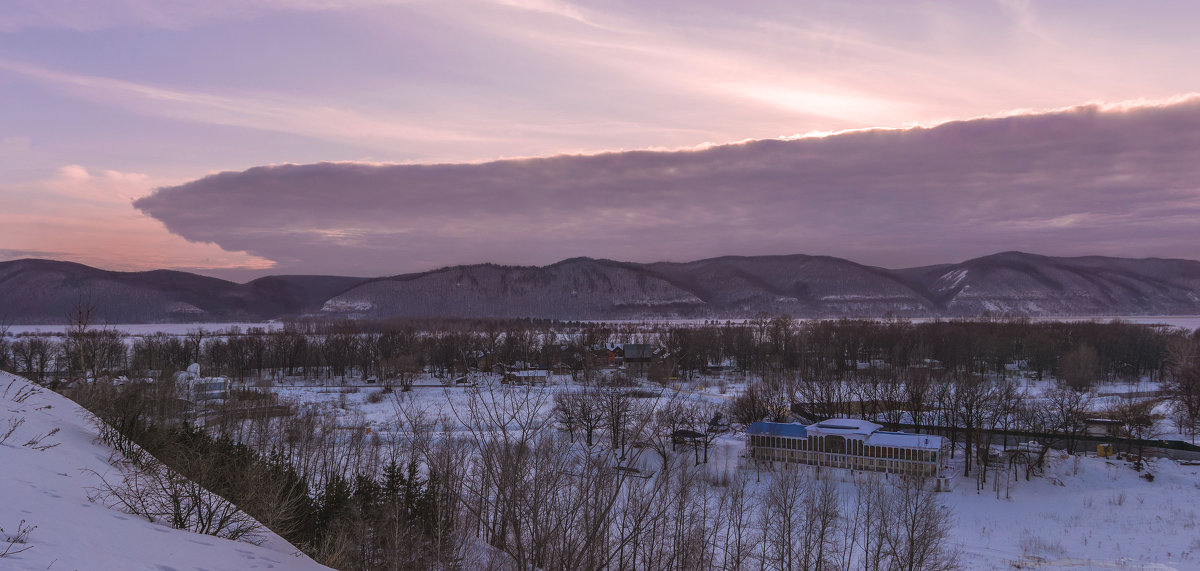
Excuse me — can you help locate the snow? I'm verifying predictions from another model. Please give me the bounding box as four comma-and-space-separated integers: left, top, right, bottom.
948, 451, 1200, 569
865, 431, 943, 450
16, 364, 1192, 570
809, 418, 884, 435
728, 430, 1200, 569
679, 424, 1200, 569
265, 375, 1200, 569
0, 371, 330, 571
935, 268, 969, 291
320, 299, 373, 312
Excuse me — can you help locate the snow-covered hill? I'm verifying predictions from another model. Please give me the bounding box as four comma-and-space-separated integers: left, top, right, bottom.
8, 251, 1200, 322
0, 371, 331, 571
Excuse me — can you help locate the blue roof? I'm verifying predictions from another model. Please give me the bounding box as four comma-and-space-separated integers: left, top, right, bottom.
747, 422, 807, 438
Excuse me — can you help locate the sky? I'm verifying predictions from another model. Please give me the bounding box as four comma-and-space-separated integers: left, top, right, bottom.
3, 1, 1200, 280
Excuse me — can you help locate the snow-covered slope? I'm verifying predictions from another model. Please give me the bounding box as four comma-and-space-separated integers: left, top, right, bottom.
0, 371, 330, 571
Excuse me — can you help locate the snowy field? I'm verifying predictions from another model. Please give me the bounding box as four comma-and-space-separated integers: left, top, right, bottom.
6, 364, 1198, 569
948, 451, 1200, 569
260, 378, 1200, 570
0, 371, 329, 571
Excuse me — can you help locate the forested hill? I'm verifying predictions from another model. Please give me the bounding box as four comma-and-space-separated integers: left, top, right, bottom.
3, 251, 1200, 323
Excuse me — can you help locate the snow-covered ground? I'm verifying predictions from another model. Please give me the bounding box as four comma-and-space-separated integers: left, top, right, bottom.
660, 430, 1200, 570
0, 371, 329, 571
14, 365, 1192, 570
949, 451, 1200, 569
260, 376, 1200, 570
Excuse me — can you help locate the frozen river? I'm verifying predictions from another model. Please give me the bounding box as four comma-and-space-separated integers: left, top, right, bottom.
5, 315, 1199, 336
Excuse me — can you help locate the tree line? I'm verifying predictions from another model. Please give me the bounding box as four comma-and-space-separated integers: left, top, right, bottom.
1, 317, 1187, 386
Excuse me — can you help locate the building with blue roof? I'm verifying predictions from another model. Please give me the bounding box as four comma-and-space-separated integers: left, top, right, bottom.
747, 418, 949, 480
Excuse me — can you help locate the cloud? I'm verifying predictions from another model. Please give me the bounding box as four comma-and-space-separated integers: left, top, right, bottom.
0, 166, 274, 272
0, 0, 397, 31
0, 248, 69, 260
133, 97, 1200, 276
0, 58, 492, 154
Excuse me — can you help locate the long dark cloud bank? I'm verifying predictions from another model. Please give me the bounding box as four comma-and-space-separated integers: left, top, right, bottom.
136, 99, 1200, 276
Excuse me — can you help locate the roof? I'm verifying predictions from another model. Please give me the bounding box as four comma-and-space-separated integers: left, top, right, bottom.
623, 344, 653, 360
747, 421, 807, 438
748, 418, 945, 450
510, 370, 549, 377
865, 431, 944, 450
806, 418, 883, 436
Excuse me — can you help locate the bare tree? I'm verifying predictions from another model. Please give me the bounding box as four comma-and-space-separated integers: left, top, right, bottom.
1045, 386, 1092, 455
12, 337, 57, 382
760, 467, 807, 570
715, 474, 759, 571
1166, 339, 1200, 444
88, 456, 264, 544
882, 477, 958, 571
1057, 343, 1101, 391
850, 474, 890, 571
800, 476, 841, 571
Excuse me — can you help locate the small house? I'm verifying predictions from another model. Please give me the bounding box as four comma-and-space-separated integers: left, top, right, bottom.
503, 369, 549, 385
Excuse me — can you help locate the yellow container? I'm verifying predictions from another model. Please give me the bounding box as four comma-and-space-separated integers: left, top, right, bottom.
1097, 443, 1114, 458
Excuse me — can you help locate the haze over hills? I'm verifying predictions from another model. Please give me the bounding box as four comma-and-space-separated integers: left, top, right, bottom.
2, 252, 1199, 323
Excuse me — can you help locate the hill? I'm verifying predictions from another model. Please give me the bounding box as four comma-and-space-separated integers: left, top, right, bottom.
4, 252, 1200, 322
321, 252, 1200, 319
0, 259, 366, 323
898, 251, 1200, 316
0, 371, 330, 570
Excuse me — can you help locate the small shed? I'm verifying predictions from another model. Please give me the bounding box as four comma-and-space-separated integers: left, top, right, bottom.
1084, 418, 1123, 438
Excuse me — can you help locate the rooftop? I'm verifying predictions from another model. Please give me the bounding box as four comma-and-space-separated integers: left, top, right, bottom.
807, 418, 883, 436
866, 431, 944, 450
747, 421, 807, 439
510, 370, 549, 377
747, 418, 946, 450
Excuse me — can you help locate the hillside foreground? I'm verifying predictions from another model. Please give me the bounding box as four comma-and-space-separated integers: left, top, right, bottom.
0, 371, 330, 571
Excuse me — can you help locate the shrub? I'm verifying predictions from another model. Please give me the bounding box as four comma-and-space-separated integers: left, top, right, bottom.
1, 520, 36, 558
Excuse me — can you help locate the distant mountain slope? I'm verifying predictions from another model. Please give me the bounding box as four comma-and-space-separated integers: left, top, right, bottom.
642, 254, 936, 316
246, 274, 369, 315
321, 258, 706, 319
0, 259, 366, 323
3, 252, 1200, 322
901, 252, 1200, 316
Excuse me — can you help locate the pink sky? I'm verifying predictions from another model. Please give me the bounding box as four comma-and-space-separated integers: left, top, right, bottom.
3, 1, 1200, 278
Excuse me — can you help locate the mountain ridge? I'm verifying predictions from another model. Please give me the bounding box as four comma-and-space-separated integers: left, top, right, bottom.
3, 252, 1199, 323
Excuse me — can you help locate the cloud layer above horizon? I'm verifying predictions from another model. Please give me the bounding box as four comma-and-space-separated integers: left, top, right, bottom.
132, 98, 1200, 276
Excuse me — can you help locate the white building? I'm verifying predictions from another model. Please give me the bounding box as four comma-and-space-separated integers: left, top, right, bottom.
747, 418, 950, 479
172, 363, 228, 402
